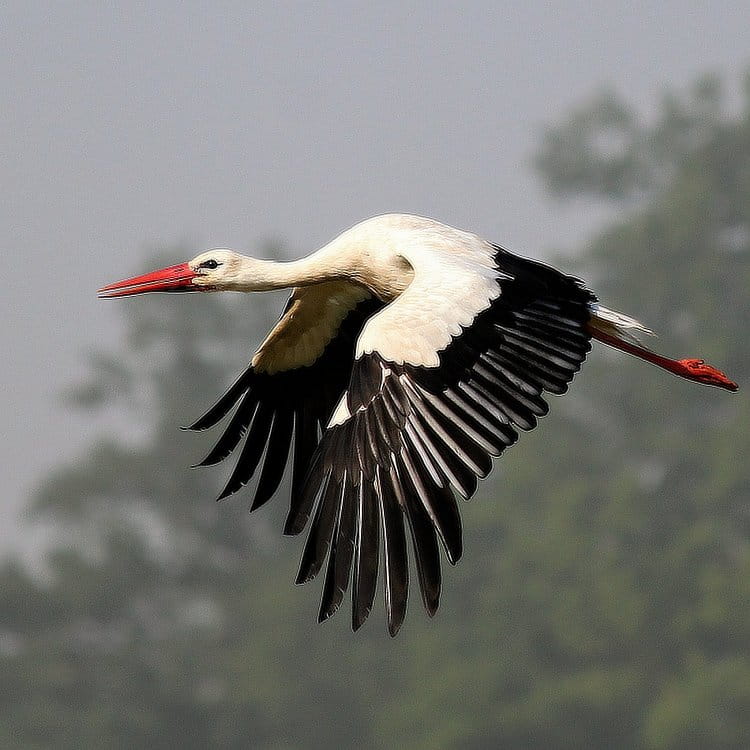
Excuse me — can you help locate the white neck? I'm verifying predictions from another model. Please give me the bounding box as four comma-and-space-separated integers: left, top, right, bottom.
232, 253, 344, 292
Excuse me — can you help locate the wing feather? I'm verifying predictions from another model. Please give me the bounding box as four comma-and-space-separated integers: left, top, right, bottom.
184, 370, 255, 431
394, 456, 442, 617
217, 400, 274, 500
195, 395, 259, 467
352, 478, 380, 631
377, 466, 409, 636
290, 407, 320, 507
292, 246, 595, 633
251, 406, 295, 510
185, 285, 383, 510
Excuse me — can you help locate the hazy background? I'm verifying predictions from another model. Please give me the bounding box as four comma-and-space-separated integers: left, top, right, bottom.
3, 1, 748, 551
2, 3, 750, 749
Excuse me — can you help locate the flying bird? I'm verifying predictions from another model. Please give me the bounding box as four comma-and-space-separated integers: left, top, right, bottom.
99, 214, 737, 635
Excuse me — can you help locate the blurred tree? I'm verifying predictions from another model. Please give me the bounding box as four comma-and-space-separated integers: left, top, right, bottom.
1, 74, 749, 749
0, 252, 392, 749
534, 73, 725, 202
379, 73, 750, 750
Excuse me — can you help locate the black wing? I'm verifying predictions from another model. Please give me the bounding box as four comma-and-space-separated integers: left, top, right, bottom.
290, 248, 596, 635
186, 291, 384, 527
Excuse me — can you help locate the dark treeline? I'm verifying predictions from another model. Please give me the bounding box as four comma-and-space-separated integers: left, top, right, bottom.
2, 74, 748, 749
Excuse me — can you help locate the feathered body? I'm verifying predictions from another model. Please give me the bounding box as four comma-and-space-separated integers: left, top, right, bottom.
99, 214, 737, 635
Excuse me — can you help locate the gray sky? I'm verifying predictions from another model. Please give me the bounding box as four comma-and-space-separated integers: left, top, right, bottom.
2, 2, 748, 553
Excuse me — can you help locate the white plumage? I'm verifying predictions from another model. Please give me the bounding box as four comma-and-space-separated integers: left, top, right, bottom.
99, 213, 737, 635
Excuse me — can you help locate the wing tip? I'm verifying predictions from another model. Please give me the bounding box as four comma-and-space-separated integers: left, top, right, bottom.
284, 521, 303, 536
182, 411, 229, 432
318, 597, 343, 624
283, 511, 309, 537
351, 604, 373, 632
446, 543, 463, 566
295, 569, 315, 586
424, 595, 440, 618
216, 480, 243, 502
387, 620, 403, 638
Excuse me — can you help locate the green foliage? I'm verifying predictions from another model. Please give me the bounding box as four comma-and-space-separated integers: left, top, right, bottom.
534, 73, 725, 202
2, 75, 749, 748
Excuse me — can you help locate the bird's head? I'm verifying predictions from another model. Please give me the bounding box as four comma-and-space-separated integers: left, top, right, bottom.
98, 249, 244, 298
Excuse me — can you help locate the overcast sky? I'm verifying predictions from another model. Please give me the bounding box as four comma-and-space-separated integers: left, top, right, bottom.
2, 2, 748, 554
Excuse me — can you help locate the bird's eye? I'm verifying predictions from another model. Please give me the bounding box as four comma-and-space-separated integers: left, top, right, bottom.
199, 259, 220, 270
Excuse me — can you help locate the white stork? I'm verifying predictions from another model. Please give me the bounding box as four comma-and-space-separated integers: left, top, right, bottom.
99, 214, 737, 635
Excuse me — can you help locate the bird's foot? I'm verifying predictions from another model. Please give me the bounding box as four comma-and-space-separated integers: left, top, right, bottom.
673, 359, 738, 391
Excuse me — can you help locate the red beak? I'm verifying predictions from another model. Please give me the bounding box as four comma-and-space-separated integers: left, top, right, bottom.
98, 263, 197, 298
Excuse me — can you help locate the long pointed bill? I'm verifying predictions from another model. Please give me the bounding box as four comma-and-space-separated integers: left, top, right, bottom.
98, 263, 197, 298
